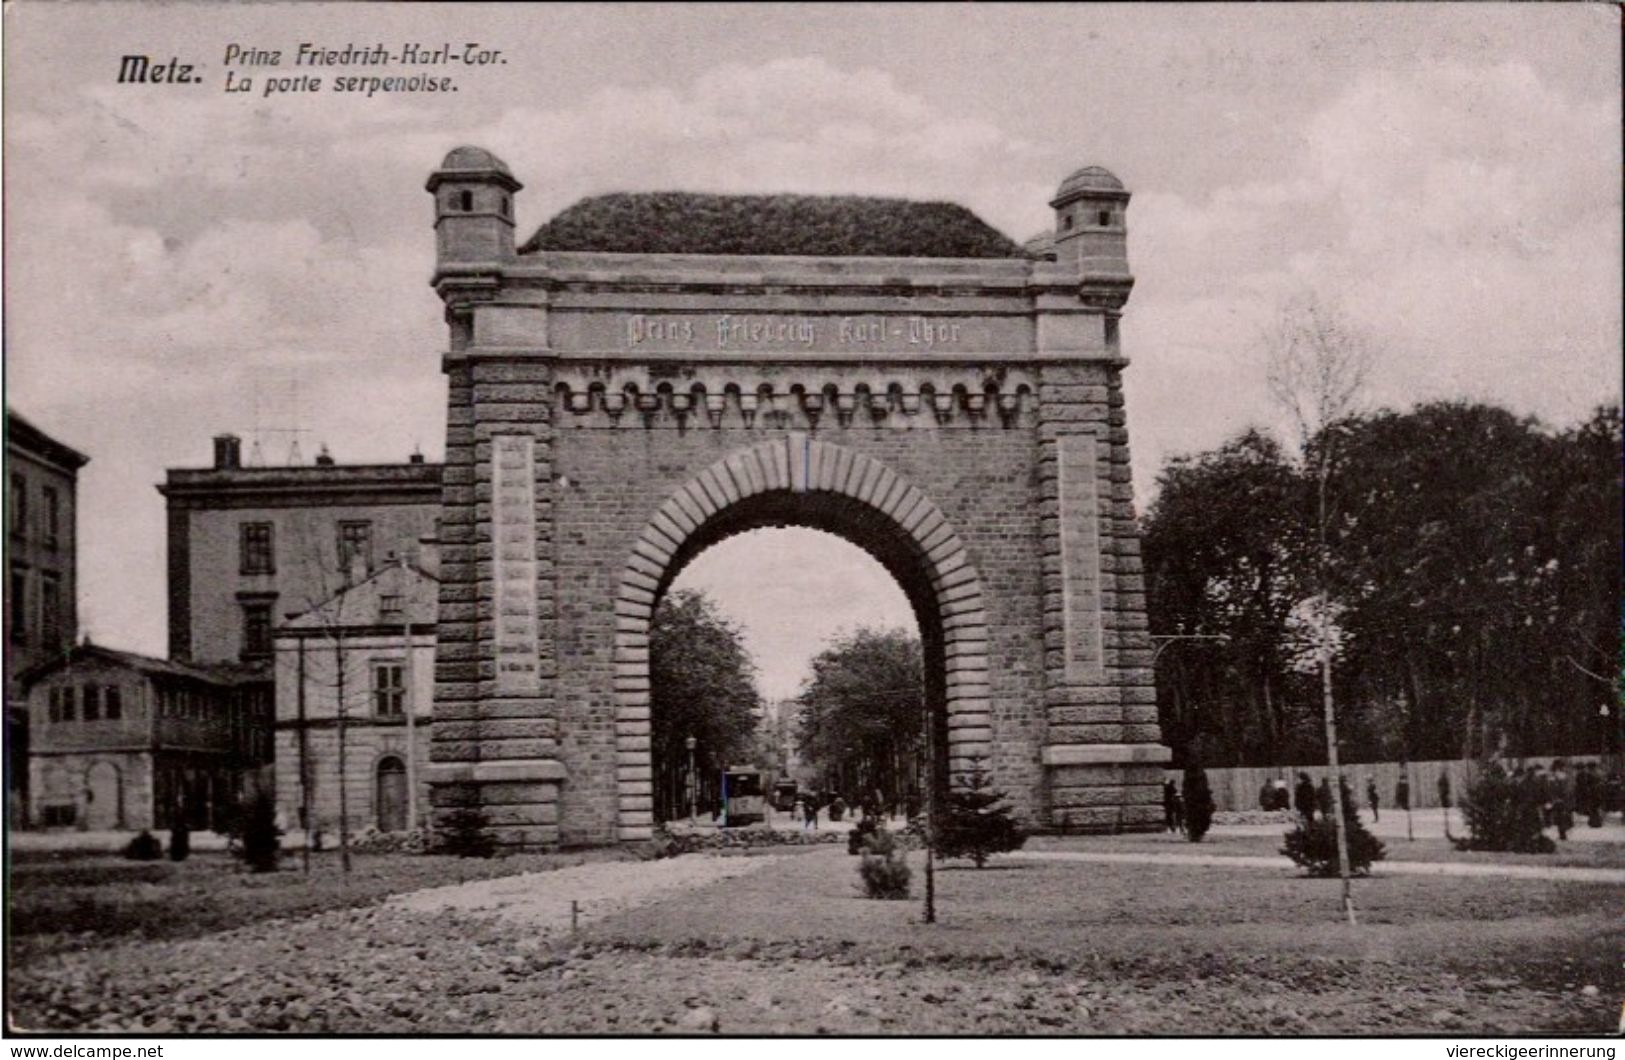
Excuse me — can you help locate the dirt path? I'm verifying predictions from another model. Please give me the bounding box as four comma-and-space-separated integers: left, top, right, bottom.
1009, 849, 1625, 884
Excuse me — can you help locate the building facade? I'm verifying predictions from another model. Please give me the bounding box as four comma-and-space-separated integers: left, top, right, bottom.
23, 644, 270, 830
6, 409, 89, 823
273, 559, 436, 838
424, 147, 1168, 848
158, 435, 441, 665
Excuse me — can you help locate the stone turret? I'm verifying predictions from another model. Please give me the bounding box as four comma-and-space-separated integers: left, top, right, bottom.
1050, 165, 1130, 277
1051, 165, 1133, 315
426, 146, 523, 268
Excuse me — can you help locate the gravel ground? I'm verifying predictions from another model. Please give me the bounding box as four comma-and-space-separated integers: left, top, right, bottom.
9, 846, 1619, 1035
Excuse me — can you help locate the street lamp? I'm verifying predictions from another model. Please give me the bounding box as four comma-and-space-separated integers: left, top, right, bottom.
685, 735, 697, 827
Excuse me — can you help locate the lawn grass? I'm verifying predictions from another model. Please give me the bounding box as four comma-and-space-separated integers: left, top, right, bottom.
1030, 828, 1625, 869
591, 847, 1624, 994
5, 846, 632, 960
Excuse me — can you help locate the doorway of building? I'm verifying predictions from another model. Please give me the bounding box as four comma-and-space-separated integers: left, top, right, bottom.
376, 756, 408, 832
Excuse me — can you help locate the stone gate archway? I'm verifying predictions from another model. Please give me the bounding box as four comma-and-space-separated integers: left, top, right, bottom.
424, 147, 1171, 848
610, 436, 992, 840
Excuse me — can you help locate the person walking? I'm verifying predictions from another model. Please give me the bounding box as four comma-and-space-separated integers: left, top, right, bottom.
803, 795, 818, 831
1317, 776, 1334, 820
1293, 772, 1317, 823
1163, 778, 1181, 833
1366, 776, 1380, 823
1396, 766, 1413, 841
1550, 760, 1574, 841
1576, 762, 1602, 828
1437, 770, 1453, 838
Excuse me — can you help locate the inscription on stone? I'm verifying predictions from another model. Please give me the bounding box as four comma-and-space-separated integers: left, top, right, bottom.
492, 434, 540, 695
1057, 433, 1105, 683
545, 310, 1031, 357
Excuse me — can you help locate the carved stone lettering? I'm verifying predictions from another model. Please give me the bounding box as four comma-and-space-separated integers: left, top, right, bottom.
491, 434, 540, 695
1057, 433, 1105, 683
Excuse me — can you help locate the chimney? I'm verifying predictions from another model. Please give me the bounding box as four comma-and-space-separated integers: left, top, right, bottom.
213, 434, 242, 470
315, 444, 335, 467
409, 450, 425, 465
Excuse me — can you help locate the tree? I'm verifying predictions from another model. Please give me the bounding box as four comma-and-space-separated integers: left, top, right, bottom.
1143, 429, 1312, 765
794, 627, 924, 811
1182, 765, 1215, 843
649, 590, 762, 821
1265, 292, 1374, 924
1282, 779, 1386, 875
934, 754, 1026, 867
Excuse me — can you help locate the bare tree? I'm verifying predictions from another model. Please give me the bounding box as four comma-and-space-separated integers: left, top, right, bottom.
1265, 292, 1375, 925
285, 520, 372, 874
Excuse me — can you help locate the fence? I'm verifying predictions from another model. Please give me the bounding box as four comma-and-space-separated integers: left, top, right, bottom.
1183, 755, 1613, 814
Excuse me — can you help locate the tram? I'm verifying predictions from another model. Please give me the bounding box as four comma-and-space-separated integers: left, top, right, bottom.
721, 767, 766, 827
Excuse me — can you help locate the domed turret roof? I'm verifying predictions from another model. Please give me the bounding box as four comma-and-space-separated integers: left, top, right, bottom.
1051, 165, 1128, 207
438, 146, 513, 176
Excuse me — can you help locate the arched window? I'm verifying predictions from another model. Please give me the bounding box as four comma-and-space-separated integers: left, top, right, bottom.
459, 190, 474, 212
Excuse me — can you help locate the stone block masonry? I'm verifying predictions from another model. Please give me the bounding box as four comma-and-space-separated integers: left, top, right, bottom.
424, 147, 1168, 847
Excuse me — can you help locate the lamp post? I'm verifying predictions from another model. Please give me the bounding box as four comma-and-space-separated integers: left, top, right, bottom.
685, 735, 697, 827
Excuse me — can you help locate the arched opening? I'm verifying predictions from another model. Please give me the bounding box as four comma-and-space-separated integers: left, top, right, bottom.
376, 756, 408, 832
612, 437, 992, 841
84, 761, 123, 830
657, 526, 925, 826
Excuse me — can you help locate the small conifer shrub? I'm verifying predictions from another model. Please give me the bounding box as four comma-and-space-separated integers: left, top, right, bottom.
1281, 780, 1387, 875
935, 754, 1026, 867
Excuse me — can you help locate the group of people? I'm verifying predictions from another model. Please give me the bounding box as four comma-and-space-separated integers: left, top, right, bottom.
1501, 759, 1620, 840
1255, 759, 1625, 839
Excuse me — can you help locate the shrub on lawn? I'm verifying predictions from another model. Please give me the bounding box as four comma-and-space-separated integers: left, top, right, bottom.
935, 754, 1026, 867
123, 830, 163, 861
1455, 759, 1556, 854
167, 823, 190, 862
857, 824, 911, 899
1183, 766, 1216, 843
236, 786, 282, 873
1281, 780, 1386, 876
435, 800, 496, 859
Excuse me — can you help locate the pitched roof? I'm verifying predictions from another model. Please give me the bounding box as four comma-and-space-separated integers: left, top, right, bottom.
20, 643, 260, 688
281, 561, 439, 632
519, 192, 1029, 259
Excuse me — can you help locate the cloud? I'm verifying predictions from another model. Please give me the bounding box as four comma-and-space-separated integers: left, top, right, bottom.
1123, 59, 1621, 502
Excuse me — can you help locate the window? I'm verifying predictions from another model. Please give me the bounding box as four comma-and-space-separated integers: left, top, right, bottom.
1061, 214, 1073, 231
9, 564, 27, 643
1098, 209, 1113, 227
104, 685, 122, 721
82, 685, 100, 722
9, 474, 26, 538
338, 521, 373, 575
47, 687, 61, 724
379, 594, 403, 623
501, 195, 510, 218
43, 805, 76, 827
373, 663, 404, 717
60, 687, 76, 722
240, 522, 275, 575
42, 487, 59, 549
40, 572, 61, 649
242, 602, 273, 659
458, 190, 473, 212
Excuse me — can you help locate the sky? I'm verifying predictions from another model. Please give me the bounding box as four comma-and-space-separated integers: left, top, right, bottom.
4, 3, 1619, 701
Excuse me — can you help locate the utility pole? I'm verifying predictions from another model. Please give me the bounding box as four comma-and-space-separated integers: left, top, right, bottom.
922, 697, 936, 925
400, 554, 418, 831
297, 637, 311, 874
336, 632, 351, 874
